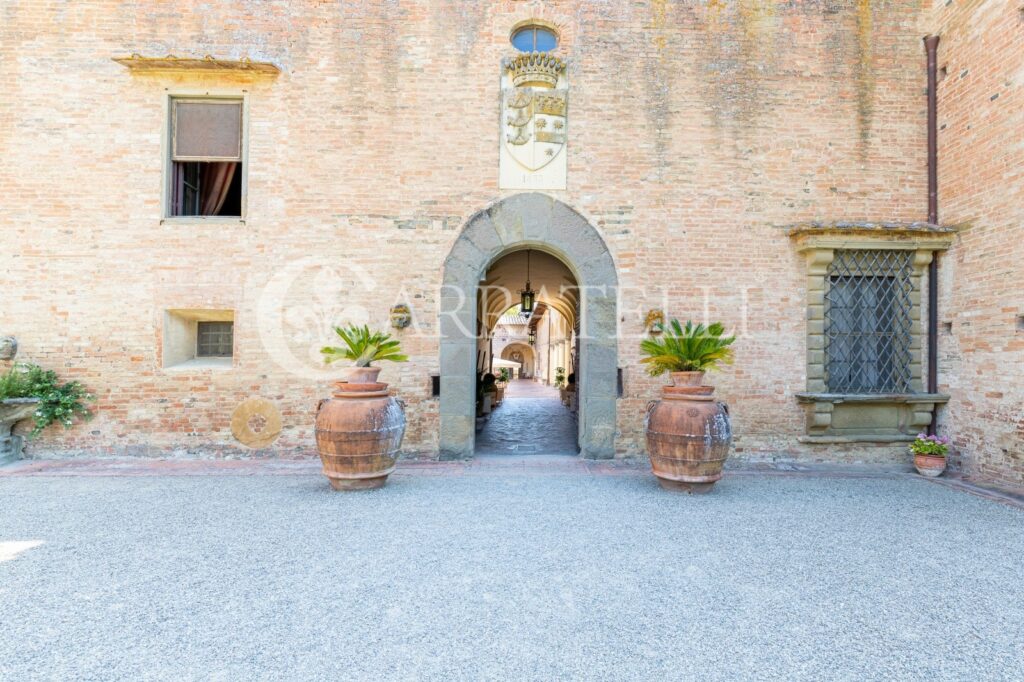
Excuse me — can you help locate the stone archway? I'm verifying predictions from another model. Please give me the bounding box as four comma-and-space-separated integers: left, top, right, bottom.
500, 342, 534, 378
440, 193, 618, 459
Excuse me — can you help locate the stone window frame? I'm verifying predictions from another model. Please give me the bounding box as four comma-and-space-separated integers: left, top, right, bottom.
159, 89, 249, 224
162, 308, 236, 371
791, 225, 955, 443
509, 19, 561, 52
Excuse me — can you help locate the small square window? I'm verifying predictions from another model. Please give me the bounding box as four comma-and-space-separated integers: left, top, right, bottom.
168, 98, 244, 218
196, 321, 234, 358
162, 309, 234, 369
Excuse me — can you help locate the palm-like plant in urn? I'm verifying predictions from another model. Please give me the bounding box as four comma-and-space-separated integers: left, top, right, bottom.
315, 325, 409, 490
641, 320, 736, 493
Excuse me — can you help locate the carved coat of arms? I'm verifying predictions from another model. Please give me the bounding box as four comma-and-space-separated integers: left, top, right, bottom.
503, 87, 567, 172
500, 53, 568, 187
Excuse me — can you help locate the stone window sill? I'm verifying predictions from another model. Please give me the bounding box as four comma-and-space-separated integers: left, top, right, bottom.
163, 358, 234, 372
795, 392, 950, 404
797, 434, 918, 444
160, 216, 246, 226
796, 392, 948, 442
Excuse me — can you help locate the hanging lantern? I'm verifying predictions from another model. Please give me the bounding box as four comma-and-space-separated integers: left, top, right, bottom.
520, 249, 535, 314
528, 329, 536, 345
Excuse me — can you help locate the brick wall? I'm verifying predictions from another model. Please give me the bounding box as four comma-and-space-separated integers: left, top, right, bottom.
0, 2, 941, 464
926, 0, 1024, 488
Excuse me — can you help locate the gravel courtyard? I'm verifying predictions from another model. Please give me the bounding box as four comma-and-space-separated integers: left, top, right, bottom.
2, 463, 1023, 681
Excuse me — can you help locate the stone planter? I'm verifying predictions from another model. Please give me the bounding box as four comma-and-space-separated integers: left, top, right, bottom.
314, 367, 406, 490
1, 398, 40, 465
644, 371, 732, 493
913, 453, 946, 477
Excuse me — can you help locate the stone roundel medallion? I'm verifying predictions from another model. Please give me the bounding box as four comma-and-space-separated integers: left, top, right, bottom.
231, 398, 283, 449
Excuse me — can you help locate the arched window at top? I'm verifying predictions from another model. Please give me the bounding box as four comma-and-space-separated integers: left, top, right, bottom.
511, 24, 558, 53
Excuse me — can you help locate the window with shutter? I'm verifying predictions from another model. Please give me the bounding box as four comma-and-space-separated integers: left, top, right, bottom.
168, 98, 244, 218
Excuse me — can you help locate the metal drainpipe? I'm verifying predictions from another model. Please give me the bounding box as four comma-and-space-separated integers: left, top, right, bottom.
925, 35, 940, 435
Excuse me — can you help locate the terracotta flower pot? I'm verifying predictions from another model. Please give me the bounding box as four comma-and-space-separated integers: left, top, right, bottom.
314, 378, 406, 490
670, 371, 705, 387
341, 366, 383, 384
645, 377, 731, 493
913, 453, 946, 478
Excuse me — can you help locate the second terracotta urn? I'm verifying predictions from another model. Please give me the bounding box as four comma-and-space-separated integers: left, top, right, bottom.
314, 367, 406, 490
645, 371, 732, 493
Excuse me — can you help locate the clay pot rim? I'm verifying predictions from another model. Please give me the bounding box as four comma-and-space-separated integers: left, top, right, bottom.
664, 385, 714, 395
334, 381, 388, 392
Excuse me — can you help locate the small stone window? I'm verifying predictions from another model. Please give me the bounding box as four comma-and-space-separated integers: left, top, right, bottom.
168, 98, 244, 218
511, 23, 558, 53
163, 309, 234, 369
824, 250, 914, 393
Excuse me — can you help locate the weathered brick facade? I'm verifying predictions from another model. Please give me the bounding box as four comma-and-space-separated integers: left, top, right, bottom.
0, 1, 1019, 483
926, 0, 1024, 488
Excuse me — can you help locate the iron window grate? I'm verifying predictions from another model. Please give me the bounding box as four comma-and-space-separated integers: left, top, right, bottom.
196, 321, 233, 358
824, 250, 913, 393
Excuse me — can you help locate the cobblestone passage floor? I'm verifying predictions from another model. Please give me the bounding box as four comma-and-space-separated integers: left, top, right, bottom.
475, 379, 578, 455
1, 468, 1023, 680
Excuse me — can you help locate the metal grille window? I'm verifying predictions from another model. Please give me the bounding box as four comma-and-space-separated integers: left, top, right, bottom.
824, 250, 913, 393
196, 321, 233, 358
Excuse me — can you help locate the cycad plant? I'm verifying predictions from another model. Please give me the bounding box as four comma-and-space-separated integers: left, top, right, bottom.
321, 325, 409, 367
640, 319, 736, 376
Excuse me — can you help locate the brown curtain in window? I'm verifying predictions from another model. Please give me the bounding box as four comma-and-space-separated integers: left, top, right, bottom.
171, 163, 185, 215
200, 162, 237, 216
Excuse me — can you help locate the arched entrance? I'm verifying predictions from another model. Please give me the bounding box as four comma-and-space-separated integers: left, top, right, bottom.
500, 343, 534, 378
440, 193, 618, 459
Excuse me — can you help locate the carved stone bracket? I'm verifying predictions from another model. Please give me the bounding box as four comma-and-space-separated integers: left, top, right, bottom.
795, 392, 950, 443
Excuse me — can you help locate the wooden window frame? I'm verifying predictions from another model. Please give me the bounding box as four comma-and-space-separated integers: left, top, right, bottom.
161, 90, 249, 223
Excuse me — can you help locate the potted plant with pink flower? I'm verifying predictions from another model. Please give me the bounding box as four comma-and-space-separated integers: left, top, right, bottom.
910, 433, 950, 477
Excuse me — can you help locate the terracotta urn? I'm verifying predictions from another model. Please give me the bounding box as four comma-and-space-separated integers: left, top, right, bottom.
314, 366, 406, 490
913, 453, 946, 478
644, 370, 732, 493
